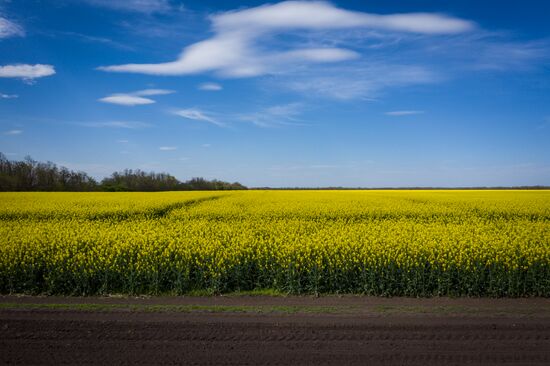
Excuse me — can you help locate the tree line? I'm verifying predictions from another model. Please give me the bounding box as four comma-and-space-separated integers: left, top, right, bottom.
0, 153, 247, 191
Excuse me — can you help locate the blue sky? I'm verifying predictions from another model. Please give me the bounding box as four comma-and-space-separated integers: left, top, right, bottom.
1, 0, 549, 187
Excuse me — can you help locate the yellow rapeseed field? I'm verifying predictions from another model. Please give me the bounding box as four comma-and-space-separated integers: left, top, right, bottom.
1, 190, 549, 296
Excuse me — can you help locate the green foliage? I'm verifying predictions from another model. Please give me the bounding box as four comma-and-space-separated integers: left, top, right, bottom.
0, 153, 97, 191
0, 153, 246, 192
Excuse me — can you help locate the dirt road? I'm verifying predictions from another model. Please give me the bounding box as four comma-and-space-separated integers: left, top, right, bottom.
1, 296, 549, 365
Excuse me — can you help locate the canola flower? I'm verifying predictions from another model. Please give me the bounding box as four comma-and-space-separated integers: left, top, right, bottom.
0, 190, 549, 296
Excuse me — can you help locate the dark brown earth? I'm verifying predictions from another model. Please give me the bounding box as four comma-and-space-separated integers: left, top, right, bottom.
1, 296, 549, 365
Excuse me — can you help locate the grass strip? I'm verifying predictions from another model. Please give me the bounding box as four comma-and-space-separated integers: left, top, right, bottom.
0, 302, 356, 314
1, 302, 547, 316
372, 304, 549, 316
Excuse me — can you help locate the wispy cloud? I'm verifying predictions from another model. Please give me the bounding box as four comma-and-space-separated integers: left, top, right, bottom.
98, 88, 174, 106
418, 32, 550, 72
385, 110, 424, 116
98, 1, 473, 77
0, 64, 55, 83
238, 103, 306, 127
198, 82, 223, 91
80, 121, 152, 129
78, 0, 172, 13
281, 63, 439, 100
116, 139, 129, 143
172, 108, 225, 127
0, 93, 18, 99
0, 15, 24, 39
57, 31, 133, 51
134, 88, 175, 96
159, 146, 177, 151
3, 129, 23, 135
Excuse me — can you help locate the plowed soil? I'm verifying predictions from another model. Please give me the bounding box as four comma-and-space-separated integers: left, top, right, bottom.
1, 296, 549, 365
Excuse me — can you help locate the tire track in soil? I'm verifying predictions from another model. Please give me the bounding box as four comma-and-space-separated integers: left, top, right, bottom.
1, 310, 549, 365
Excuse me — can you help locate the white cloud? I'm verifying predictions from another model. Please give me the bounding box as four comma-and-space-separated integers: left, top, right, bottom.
98, 88, 174, 106
80, 121, 152, 129
4, 129, 22, 135
99, 1, 473, 77
466, 38, 550, 72
172, 108, 225, 127
133, 88, 175, 96
399, 31, 550, 73
99, 95, 155, 106
0, 64, 55, 82
159, 146, 177, 151
201, 143, 211, 148
282, 63, 438, 100
211, 2, 473, 34
0, 15, 24, 39
385, 110, 424, 116
117, 139, 129, 143
79, 0, 172, 13
198, 82, 223, 91
0, 93, 18, 99
238, 103, 306, 127
57, 31, 133, 51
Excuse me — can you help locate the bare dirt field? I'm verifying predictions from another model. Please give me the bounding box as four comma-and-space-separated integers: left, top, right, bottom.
1, 295, 549, 365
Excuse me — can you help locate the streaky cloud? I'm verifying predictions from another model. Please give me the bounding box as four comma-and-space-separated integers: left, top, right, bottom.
99, 95, 155, 106
78, 0, 171, 14
172, 108, 225, 127
79, 121, 152, 129
0, 64, 55, 83
98, 89, 175, 106
198, 82, 223, 91
0, 93, 18, 99
0, 16, 24, 39
385, 110, 425, 116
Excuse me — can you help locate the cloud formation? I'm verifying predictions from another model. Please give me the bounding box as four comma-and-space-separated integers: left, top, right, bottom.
385, 110, 424, 116
238, 103, 306, 127
282, 64, 439, 100
79, 0, 171, 13
0, 64, 55, 83
99, 95, 155, 106
4, 129, 23, 135
198, 82, 223, 91
99, 1, 473, 77
0, 93, 18, 99
159, 146, 177, 151
0, 15, 24, 39
172, 108, 224, 127
80, 121, 152, 129
98, 88, 174, 106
